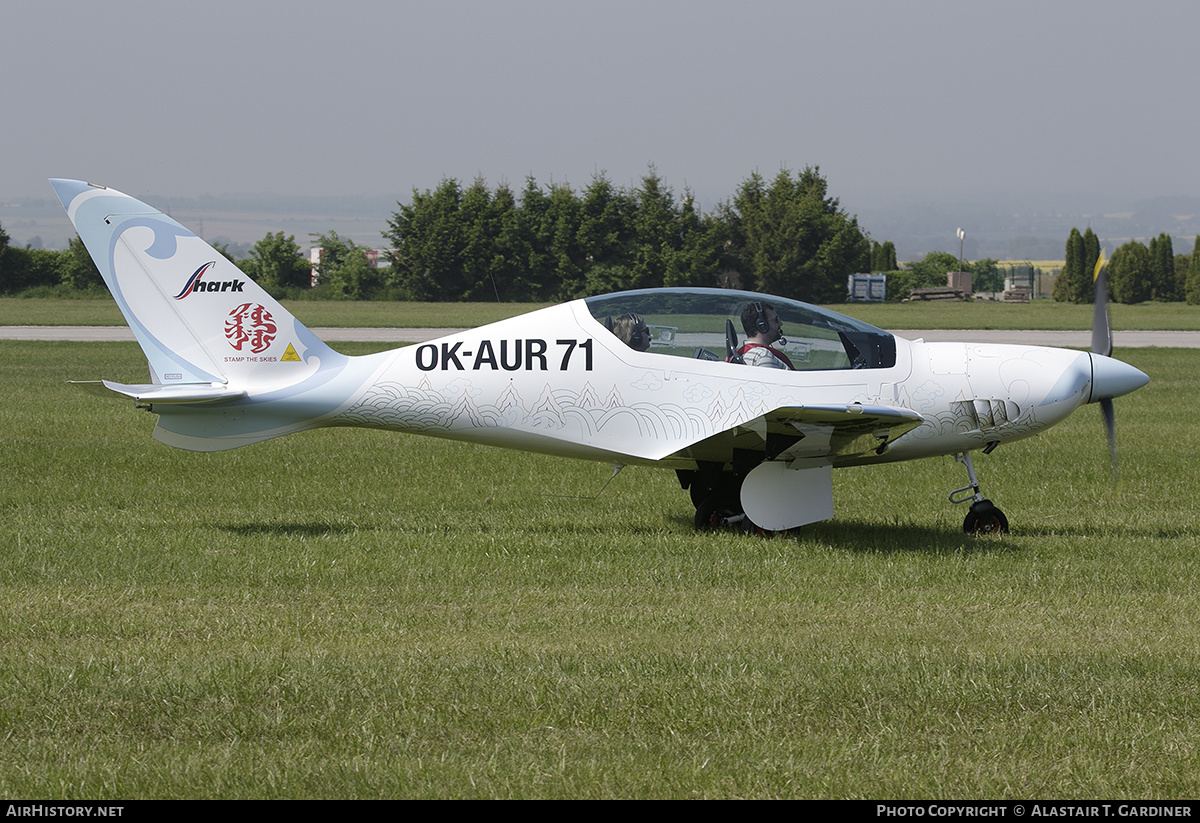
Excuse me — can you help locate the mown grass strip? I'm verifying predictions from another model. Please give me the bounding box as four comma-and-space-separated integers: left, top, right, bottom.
1, 342, 1195, 798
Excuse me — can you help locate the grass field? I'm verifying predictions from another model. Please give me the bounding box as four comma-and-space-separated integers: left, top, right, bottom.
3, 295, 1200, 331
2, 340, 1198, 798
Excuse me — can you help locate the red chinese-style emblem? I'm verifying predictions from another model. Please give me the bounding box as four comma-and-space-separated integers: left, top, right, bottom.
225, 303, 277, 353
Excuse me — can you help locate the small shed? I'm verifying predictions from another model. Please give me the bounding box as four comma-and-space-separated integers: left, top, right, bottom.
847, 273, 887, 302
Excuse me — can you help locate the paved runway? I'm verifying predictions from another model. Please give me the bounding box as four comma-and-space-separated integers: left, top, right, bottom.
2, 326, 1197, 347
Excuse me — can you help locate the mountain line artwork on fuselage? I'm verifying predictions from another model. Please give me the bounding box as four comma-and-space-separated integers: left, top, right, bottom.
51, 179, 1148, 534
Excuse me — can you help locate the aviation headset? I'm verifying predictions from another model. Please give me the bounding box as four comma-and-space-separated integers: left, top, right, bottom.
753, 302, 769, 334
626, 313, 646, 349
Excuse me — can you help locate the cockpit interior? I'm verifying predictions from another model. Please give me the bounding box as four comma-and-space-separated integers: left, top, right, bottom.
585, 288, 896, 370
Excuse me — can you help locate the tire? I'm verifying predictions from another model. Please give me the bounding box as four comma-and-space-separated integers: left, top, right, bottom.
963, 504, 1009, 535
738, 514, 789, 539
694, 493, 741, 531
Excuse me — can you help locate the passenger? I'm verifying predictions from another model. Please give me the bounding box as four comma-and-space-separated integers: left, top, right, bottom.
737, 302, 794, 369
612, 313, 652, 352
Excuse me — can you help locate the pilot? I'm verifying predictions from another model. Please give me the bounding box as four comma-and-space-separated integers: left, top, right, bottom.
612, 313, 652, 352
738, 302, 794, 369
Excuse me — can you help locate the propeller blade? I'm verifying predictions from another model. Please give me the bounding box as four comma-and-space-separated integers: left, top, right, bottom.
1100, 397, 1118, 481
1091, 253, 1112, 357
1093, 252, 1119, 482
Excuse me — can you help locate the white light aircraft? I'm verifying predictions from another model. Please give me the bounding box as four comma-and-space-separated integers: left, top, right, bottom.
51, 179, 1149, 534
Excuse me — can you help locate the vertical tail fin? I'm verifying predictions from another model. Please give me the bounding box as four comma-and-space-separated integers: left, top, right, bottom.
50, 179, 342, 389
51, 180, 382, 452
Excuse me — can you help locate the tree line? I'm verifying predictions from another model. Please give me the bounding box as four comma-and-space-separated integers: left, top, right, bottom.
6, 171, 1200, 306
0, 168, 881, 304
0, 225, 105, 295
1052, 226, 1200, 305
377, 166, 874, 303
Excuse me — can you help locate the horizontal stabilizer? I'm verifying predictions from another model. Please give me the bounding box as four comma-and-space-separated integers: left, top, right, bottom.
69, 380, 246, 405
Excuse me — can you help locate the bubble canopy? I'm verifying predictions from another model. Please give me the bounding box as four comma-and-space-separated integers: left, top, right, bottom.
584, 288, 896, 370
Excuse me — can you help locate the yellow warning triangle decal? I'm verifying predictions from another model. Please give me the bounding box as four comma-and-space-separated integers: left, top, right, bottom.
281, 343, 301, 362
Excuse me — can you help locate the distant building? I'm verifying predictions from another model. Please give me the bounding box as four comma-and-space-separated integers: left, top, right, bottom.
847, 273, 887, 302
947, 271, 973, 296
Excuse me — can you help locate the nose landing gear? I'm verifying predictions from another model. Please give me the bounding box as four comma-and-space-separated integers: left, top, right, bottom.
950, 450, 1009, 535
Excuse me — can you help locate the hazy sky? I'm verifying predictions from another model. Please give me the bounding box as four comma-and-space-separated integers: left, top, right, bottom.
5, 0, 1198, 210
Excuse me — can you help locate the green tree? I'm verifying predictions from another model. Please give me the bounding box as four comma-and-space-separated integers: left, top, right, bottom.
628, 168, 679, 291
723, 172, 766, 292
731, 167, 865, 303
884, 250, 986, 301
1051, 227, 1102, 303
385, 178, 469, 301
1109, 240, 1152, 304
381, 166, 870, 302
583, 262, 635, 295
1187, 236, 1200, 305
309, 230, 385, 300
239, 231, 310, 295
543, 182, 586, 300
906, 251, 960, 280
0, 222, 13, 293
1054, 228, 1086, 303
1082, 228, 1100, 303
1174, 253, 1190, 300
1150, 233, 1175, 301
871, 240, 897, 272
971, 258, 1001, 294
458, 177, 507, 301
325, 251, 381, 300
212, 242, 237, 264
854, 230, 872, 274
480, 182, 527, 301
883, 241, 898, 271
58, 236, 104, 290
1051, 259, 1070, 302
508, 177, 557, 301
0, 246, 60, 293
663, 192, 726, 289
576, 172, 634, 273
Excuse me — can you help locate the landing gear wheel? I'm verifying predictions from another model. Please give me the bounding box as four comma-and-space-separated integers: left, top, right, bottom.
963, 501, 1009, 535
739, 516, 788, 539
694, 494, 742, 531
689, 479, 717, 508
952, 453, 1009, 535
739, 515, 762, 536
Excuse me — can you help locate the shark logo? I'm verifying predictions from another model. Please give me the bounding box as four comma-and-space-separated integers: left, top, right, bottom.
173, 261, 245, 299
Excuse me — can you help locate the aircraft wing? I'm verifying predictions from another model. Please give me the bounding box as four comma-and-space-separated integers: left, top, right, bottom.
674, 402, 924, 466
762, 403, 925, 462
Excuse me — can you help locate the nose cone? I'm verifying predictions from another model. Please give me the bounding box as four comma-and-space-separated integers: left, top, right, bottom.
1089, 353, 1149, 403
